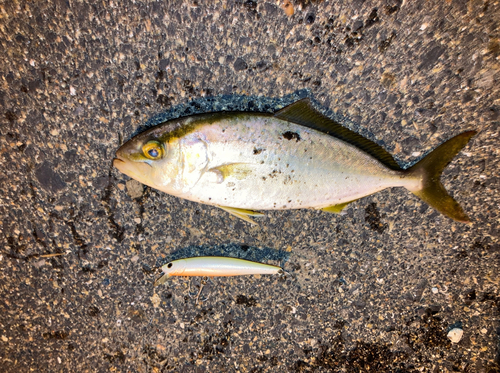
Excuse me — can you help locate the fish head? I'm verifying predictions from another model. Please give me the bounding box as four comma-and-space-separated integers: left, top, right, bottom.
113, 126, 184, 195
161, 259, 186, 277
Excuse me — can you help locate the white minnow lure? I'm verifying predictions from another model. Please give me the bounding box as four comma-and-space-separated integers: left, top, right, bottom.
154, 256, 283, 286
114, 98, 476, 224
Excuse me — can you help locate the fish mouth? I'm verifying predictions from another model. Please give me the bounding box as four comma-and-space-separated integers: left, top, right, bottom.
113, 157, 126, 169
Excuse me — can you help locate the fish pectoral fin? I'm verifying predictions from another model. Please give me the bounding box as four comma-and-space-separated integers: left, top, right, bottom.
218, 206, 264, 225
154, 273, 170, 287
209, 163, 252, 182
321, 201, 354, 214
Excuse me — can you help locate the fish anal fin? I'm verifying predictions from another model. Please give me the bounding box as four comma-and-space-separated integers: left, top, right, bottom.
275, 99, 401, 171
321, 201, 354, 214
210, 163, 252, 181
218, 206, 264, 225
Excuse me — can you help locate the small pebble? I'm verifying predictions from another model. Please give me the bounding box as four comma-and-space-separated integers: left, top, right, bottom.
431, 287, 439, 294
447, 328, 463, 343
126, 179, 144, 199
151, 293, 161, 308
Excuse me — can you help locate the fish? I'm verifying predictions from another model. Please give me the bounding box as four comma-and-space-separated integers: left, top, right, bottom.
114, 98, 476, 224
154, 256, 283, 286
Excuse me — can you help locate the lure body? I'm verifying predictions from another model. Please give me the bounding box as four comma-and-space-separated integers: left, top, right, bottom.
154, 256, 283, 286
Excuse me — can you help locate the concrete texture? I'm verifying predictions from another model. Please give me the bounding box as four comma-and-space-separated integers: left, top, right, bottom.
1, 0, 499, 371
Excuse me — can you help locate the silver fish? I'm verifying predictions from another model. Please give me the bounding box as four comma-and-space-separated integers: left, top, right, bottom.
114, 99, 475, 224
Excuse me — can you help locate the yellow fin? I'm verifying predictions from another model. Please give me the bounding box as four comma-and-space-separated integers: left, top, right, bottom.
210, 163, 252, 181
218, 206, 264, 225
321, 201, 353, 214
406, 131, 476, 223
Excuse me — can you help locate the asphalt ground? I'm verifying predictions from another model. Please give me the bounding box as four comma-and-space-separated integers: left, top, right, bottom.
1, 0, 499, 372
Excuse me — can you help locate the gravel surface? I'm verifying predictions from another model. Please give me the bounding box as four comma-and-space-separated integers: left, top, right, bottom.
1, 0, 499, 372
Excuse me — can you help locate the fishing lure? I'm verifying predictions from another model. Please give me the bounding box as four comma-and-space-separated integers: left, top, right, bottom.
154, 256, 283, 286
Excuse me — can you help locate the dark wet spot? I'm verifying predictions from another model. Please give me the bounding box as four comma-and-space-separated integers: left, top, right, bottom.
418, 43, 445, 70
183, 80, 194, 94
306, 13, 315, 24
5, 110, 18, 123
128, 307, 145, 323
352, 20, 363, 32
234, 58, 248, 71
407, 313, 451, 349
93, 176, 110, 190
81, 265, 95, 273
141, 263, 153, 274
236, 294, 257, 307
103, 351, 126, 364
488, 40, 500, 57
242, 0, 257, 12
156, 94, 171, 107
462, 92, 474, 103
42, 330, 68, 340
282, 131, 301, 142
385, 4, 400, 14
292, 330, 408, 371
464, 289, 476, 305
365, 203, 387, 233
365, 8, 379, 27
35, 161, 67, 193
88, 305, 100, 317
379, 31, 396, 53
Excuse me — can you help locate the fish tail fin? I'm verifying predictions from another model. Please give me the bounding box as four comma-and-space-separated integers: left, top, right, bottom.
406, 131, 476, 223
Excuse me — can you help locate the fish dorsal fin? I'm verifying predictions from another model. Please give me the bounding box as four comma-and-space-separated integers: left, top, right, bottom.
275, 99, 401, 170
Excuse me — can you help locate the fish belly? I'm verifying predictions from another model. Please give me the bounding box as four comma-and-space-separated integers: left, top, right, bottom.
181, 115, 409, 210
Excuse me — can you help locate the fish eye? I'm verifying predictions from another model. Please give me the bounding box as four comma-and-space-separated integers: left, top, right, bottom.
167, 262, 173, 268
142, 141, 164, 160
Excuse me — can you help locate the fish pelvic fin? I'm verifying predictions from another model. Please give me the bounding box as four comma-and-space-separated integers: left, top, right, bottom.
218, 206, 264, 225
406, 131, 477, 223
